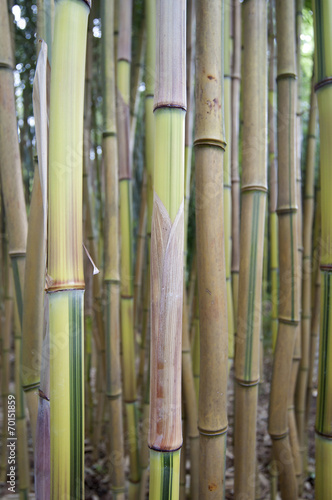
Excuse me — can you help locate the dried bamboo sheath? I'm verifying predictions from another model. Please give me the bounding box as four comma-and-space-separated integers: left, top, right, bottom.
268, 1, 299, 497
195, 1, 228, 498
234, 1, 267, 497
313, 2, 332, 496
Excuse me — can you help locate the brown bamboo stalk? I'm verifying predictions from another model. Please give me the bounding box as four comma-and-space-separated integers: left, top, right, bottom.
195, 1, 228, 496
234, 1, 267, 496
268, 1, 299, 497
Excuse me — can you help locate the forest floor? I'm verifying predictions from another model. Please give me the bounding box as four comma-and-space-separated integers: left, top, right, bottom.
0, 345, 317, 500
84, 346, 317, 499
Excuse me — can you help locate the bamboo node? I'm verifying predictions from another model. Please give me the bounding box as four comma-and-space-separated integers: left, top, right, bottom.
235, 378, 260, 387
241, 185, 268, 194
193, 138, 226, 150
198, 425, 228, 437
314, 77, 332, 92
276, 73, 297, 81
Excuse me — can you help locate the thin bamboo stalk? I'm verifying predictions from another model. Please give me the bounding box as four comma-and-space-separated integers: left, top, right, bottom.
312, 2, 332, 495
224, 0, 235, 368
0, 0, 27, 329
130, 20, 146, 155
296, 74, 317, 477
47, 2, 89, 498
268, 1, 299, 497
102, 1, 125, 496
117, 2, 140, 494
234, 1, 267, 497
231, 0, 241, 326
195, 1, 228, 497
149, 1, 186, 498
268, 0, 279, 351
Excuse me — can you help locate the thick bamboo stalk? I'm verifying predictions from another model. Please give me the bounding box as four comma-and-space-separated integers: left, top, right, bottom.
231, 0, 241, 325
234, 1, 267, 497
195, 1, 228, 497
47, 2, 89, 498
312, 2, 332, 495
268, 1, 299, 497
149, 1, 186, 498
102, 1, 125, 496
117, 2, 140, 493
296, 75, 317, 476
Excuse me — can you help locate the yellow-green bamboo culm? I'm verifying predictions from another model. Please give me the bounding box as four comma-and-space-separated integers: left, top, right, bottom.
268, 0, 299, 497
313, 1, 332, 496
117, 1, 141, 494
102, 0, 126, 497
231, 0, 241, 326
268, 0, 279, 351
149, 1, 186, 498
224, 0, 235, 370
234, 1, 267, 497
194, 1, 228, 497
295, 74, 317, 478
47, 1, 89, 498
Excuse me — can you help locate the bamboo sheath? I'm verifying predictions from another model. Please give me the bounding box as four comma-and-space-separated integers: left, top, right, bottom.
194, 1, 228, 497
102, 1, 125, 496
268, 1, 299, 497
268, 0, 279, 351
231, 0, 241, 325
313, 2, 332, 495
296, 76, 317, 475
234, 1, 267, 497
224, 0, 235, 368
47, 2, 89, 498
149, 1, 186, 498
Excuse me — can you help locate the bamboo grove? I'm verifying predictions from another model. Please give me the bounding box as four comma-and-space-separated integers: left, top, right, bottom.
0, 0, 328, 499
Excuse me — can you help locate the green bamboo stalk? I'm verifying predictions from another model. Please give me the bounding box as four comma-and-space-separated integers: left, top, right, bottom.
47, 1, 89, 498
224, 0, 235, 368
268, 0, 299, 497
296, 73, 317, 478
130, 20, 146, 155
231, 0, 241, 326
102, 1, 125, 496
149, 1, 186, 498
234, 1, 267, 497
195, 1, 228, 497
37, 0, 54, 62
312, 2, 332, 495
268, 0, 279, 351
117, 1, 141, 495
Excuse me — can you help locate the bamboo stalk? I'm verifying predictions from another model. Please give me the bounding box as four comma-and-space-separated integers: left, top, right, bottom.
231, 0, 241, 326
47, 2, 89, 497
268, 0, 279, 351
224, 0, 235, 369
102, 1, 126, 496
195, 1, 228, 497
268, 1, 299, 497
234, 1, 267, 497
117, 2, 141, 494
295, 73, 317, 477
312, 2, 332, 495
130, 20, 146, 155
149, 1, 186, 498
